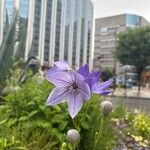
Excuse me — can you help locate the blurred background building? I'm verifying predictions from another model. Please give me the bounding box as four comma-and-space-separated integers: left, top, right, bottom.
94, 14, 150, 73
0, 0, 94, 69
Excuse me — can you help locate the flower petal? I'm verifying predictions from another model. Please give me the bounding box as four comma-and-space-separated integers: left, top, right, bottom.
46, 66, 61, 74
46, 87, 69, 106
46, 71, 72, 87
85, 76, 99, 90
78, 82, 91, 101
46, 61, 73, 76
78, 64, 89, 78
93, 90, 111, 95
99, 91, 111, 95
54, 61, 72, 71
69, 71, 85, 84
89, 71, 101, 82
68, 71, 91, 100
92, 79, 112, 95
67, 91, 83, 118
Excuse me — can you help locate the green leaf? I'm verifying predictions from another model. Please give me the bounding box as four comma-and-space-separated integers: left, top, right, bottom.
58, 121, 68, 131
7, 118, 17, 126
34, 120, 50, 128
28, 110, 39, 118
81, 121, 90, 129
38, 105, 46, 111
19, 116, 28, 122
0, 119, 7, 125
9, 147, 27, 150
27, 101, 35, 106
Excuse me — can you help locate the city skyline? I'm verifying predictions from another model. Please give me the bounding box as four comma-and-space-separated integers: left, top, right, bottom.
92, 0, 150, 22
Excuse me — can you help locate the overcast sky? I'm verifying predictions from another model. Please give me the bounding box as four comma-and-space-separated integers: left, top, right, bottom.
91, 0, 150, 22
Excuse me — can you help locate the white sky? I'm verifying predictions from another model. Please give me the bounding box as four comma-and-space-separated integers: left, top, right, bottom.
91, 0, 150, 22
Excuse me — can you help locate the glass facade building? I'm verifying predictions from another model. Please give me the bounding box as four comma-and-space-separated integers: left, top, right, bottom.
31, 0, 42, 56
94, 14, 149, 73
54, 0, 62, 61
5, 0, 13, 24
0, 0, 94, 69
72, 0, 78, 66
44, 0, 52, 62
20, 0, 29, 19
64, 0, 71, 61
126, 14, 140, 27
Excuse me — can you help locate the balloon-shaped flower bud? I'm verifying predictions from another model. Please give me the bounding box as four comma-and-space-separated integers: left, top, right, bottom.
101, 101, 113, 116
61, 142, 67, 150
67, 129, 80, 144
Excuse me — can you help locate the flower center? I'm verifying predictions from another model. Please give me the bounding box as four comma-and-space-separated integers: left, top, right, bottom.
71, 82, 78, 90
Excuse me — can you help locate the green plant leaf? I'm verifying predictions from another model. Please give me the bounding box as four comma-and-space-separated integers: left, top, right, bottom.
28, 110, 39, 118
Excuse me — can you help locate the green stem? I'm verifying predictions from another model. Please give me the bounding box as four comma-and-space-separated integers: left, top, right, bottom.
73, 144, 76, 150
93, 115, 105, 150
73, 143, 79, 150
77, 142, 80, 150
72, 117, 80, 150
72, 116, 80, 131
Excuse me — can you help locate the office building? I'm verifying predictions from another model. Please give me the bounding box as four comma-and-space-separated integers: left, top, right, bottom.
0, 0, 94, 69
94, 14, 149, 73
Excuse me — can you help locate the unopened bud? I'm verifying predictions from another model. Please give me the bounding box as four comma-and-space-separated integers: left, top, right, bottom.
101, 101, 113, 116
67, 129, 80, 144
61, 142, 67, 150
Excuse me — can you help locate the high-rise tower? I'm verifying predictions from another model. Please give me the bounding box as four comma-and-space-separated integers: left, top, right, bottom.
0, 0, 94, 69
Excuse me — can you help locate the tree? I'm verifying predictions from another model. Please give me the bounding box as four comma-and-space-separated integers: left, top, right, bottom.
101, 68, 113, 82
115, 26, 150, 94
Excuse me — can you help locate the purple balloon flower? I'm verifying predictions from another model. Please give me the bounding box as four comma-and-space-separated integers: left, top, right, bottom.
46, 61, 112, 118
46, 70, 90, 118
78, 64, 112, 95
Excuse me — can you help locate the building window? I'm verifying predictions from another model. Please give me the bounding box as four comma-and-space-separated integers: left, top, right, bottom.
126, 14, 140, 27
100, 27, 108, 32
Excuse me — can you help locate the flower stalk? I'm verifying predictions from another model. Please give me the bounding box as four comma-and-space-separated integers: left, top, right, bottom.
93, 115, 105, 150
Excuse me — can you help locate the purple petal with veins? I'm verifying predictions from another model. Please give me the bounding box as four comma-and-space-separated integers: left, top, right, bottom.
54, 61, 72, 71
46, 61, 73, 75
67, 91, 84, 118
92, 79, 112, 95
46, 71, 72, 87
78, 64, 89, 78
89, 71, 101, 82
46, 87, 70, 106
46, 70, 90, 118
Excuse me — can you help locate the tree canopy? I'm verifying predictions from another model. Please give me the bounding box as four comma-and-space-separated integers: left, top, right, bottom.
115, 26, 150, 91
101, 68, 113, 82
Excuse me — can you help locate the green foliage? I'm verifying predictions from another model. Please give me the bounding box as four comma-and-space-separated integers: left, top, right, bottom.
101, 68, 113, 81
115, 26, 150, 71
0, 79, 117, 149
0, 66, 150, 149
115, 26, 150, 91
110, 99, 150, 149
79, 95, 117, 150
0, 65, 118, 149
0, 137, 27, 150
133, 112, 150, 139
0, 79, 67, 149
